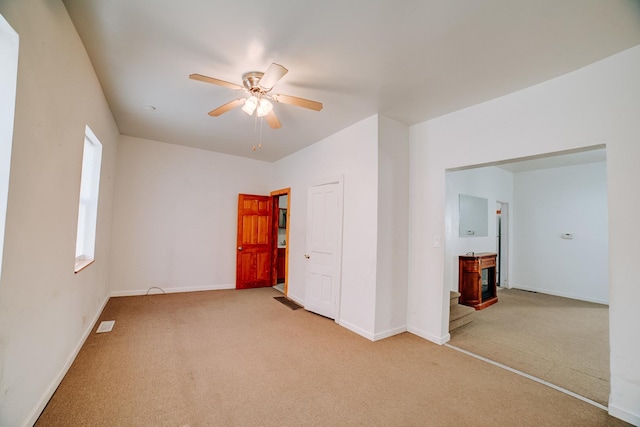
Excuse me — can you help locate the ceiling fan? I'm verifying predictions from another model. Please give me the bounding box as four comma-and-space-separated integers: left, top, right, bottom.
189, 63, 323, 129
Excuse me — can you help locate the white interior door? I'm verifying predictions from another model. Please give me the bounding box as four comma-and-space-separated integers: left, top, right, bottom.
304, 177, 343, 320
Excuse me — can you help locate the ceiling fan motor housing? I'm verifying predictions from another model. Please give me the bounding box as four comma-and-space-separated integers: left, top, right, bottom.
242, 72, 265, 93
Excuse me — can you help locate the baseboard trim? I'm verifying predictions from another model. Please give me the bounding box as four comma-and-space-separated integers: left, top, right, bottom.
608, 403, 640, 426
512, 286, 608, 305
110, 284, 235, 297
24, 294, 110, 427
407, 326, 450, 345
338, 319, 375, 341
373, 325, 407, 341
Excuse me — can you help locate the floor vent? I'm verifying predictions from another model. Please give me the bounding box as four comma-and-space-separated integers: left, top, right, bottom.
96, 320, 115, 333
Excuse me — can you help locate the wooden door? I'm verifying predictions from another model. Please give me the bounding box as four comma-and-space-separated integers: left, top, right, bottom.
304, 178, 343, 319
236, 194, 273, 289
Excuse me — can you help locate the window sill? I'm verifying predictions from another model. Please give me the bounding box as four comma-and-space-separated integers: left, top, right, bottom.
74, 258, 95, 273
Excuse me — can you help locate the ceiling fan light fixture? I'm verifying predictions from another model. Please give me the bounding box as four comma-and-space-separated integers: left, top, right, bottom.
242, 95, 258, 115
256, 98, 273, 117
190, 63, 322, 129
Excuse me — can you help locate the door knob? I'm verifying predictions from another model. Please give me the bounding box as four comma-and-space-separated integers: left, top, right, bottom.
238, 247, 243, 251
304, 254, 310, 259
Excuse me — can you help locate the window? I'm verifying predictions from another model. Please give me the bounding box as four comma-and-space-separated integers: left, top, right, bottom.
74, 125, 102, 273
0, 14, 19, 281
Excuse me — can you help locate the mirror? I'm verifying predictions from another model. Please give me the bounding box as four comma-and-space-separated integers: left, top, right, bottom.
278, 208, 287, 228
459, 194, 488, 237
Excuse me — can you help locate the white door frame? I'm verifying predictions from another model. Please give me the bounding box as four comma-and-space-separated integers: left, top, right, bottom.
496, 201, 509, 288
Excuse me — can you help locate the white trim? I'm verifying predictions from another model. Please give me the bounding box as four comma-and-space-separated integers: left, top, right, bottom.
512, 286, 608, 305
310, 174, 343, 187
24, 294, 110, 427
407, 326, 450, 345
338, 319, 375, 341
496, 201, 509, 288
373, 325, 407, 341
73, 256, 94, 273
608, 403, 640, 426
334, 175, 344, 324
110, 283, 234, 297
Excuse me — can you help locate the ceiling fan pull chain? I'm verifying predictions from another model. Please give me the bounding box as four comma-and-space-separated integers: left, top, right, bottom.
258, 115, 264, 150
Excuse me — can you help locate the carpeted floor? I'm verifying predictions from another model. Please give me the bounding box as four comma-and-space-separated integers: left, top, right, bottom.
449, 288, 610, 406
36, 287, 627, 426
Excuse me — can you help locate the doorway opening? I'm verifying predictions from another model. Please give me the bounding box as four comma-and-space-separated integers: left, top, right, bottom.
270, 188, 290, 296
495, 201, 508, 288
445, 146, 609, 407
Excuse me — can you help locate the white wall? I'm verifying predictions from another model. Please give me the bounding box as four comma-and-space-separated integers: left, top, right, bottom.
0, 1, 119, 426
513, 162, 608, 303
408, 45, 640, 424
0, 13, 18, 284
445, 167, 514, 292
109, 136, 272, 295
374, 115, 409, 339
272, 115, 379, 339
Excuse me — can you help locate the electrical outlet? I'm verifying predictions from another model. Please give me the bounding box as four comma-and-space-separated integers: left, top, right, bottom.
433, 236, 441, 247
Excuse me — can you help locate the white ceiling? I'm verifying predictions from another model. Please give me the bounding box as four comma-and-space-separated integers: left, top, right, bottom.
62, 0, 640, 162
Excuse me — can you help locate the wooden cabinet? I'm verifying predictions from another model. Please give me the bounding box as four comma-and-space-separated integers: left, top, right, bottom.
458, 252, 498, 310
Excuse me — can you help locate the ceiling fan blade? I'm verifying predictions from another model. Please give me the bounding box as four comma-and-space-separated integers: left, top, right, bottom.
259, 63, 288, 91
265, 110, 282, 129
208, 98, 246, 117
273, 94, 323, 111
190, 73, 243, 91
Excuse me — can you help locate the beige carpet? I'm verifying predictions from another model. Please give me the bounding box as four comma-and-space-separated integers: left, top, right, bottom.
449, 288, 610, 406
37, 287, 626, 426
